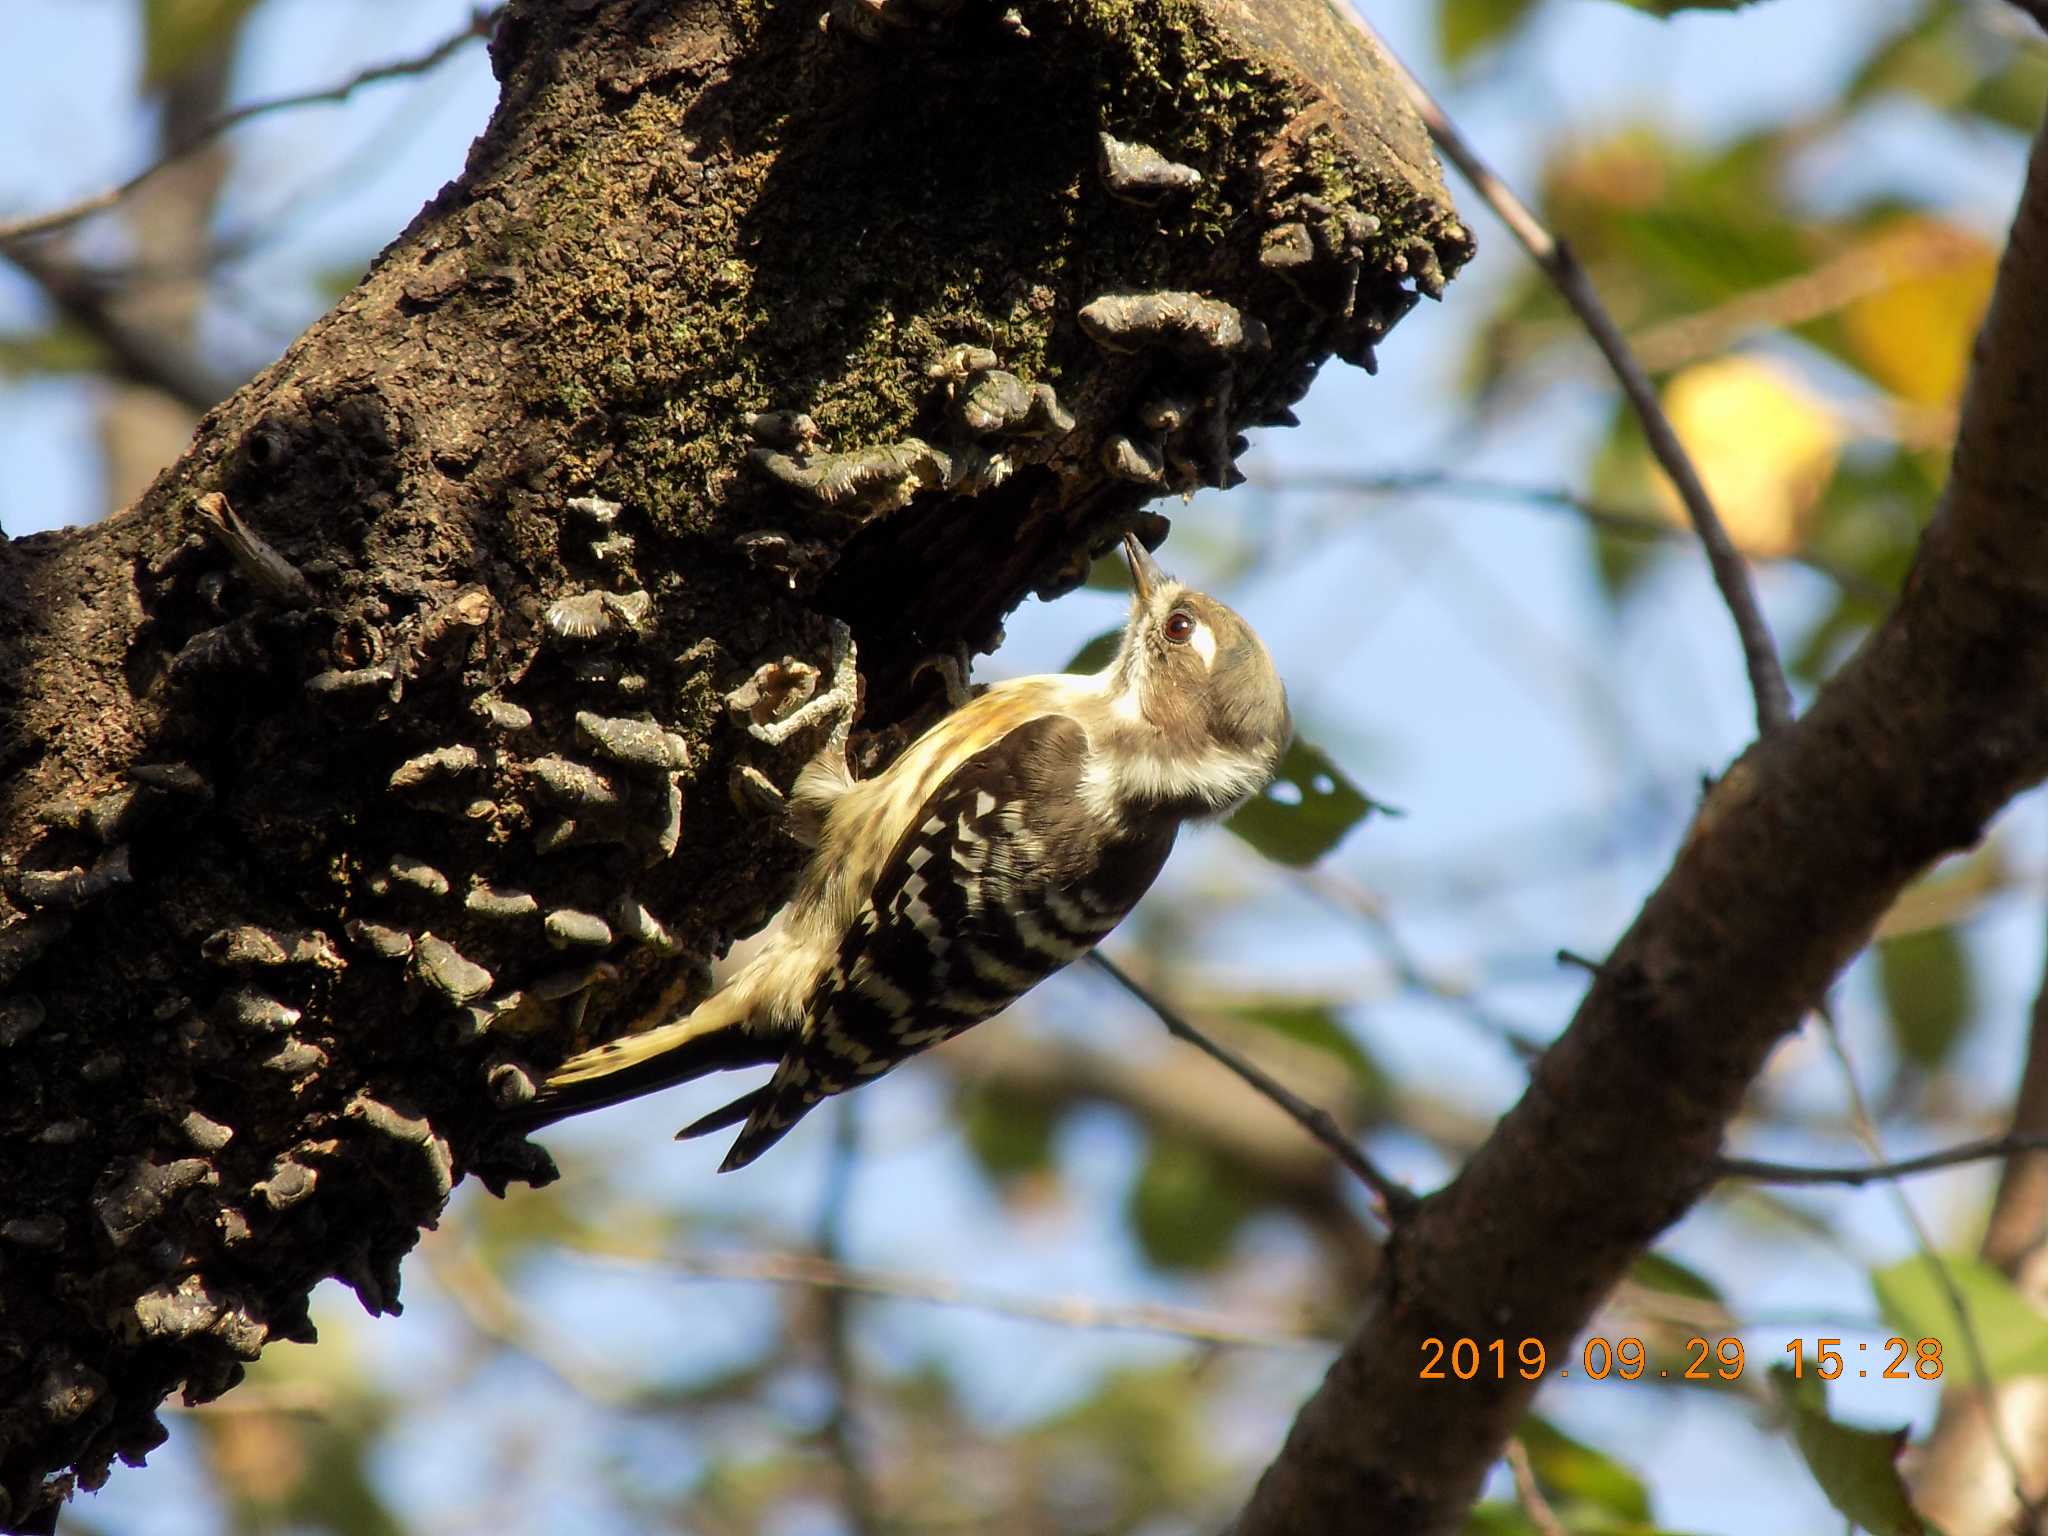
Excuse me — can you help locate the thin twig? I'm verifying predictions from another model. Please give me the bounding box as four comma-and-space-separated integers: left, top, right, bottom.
1087, 950, 1418, 1219
814, 1100, 884, 1536
170, 1383, 333, 1418
2, 240, 237, 410
1329, 1, 1794, 738
1812, 1008, 2039, 1522
1259, 468, 1890, 604
1504, 1439, 1570, 1536
586, 1247, 1333, 1351
1628, 222, 1984, 375
1301, 869, 1548, 1059
421, 1226, 637, 1406
1554, 948, 1610, 980
0, 7, 502, 245
1716, 1133, 2048, 1188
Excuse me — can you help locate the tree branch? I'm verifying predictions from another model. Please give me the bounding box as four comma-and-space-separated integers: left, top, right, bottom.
1236, 101, 2048, 1535
812, 1101, 883, 1536
1504, 1439, 1570, 1536
0, 8, 502, 246
1, 242, 236, 412
1087, 951, 1417, 1219
573, 1246, 1332, 1351
1716, 1132, 2048, 1187
1328, 0, 1794, 738
1260, 469, 1891, 603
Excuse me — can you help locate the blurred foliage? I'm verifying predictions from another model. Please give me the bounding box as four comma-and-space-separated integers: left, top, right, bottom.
1874, 1253, 2048, 1384
143, 0, 263, 88
1772, 1367, 1931, 1536
1877, 925, 1976, 1075
1519, 1416, 1654, 1524
1437, 0, 1542, 70
1129, 1133, 1258, 1269
186, 1322, 402, 1536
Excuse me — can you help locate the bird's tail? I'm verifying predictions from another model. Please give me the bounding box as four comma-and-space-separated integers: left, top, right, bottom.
512, 988, 782, 1130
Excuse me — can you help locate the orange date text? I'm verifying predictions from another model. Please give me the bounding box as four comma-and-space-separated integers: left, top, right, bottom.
1417, 1335, 1943, 1382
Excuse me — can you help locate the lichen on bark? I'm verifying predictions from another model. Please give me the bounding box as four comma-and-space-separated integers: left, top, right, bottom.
0, 0, 1463, 1527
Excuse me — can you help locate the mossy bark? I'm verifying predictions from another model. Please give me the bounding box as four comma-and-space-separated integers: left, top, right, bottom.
0, 0, 1463, 1526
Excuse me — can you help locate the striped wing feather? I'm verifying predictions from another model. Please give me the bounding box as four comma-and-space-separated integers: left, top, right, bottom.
701, 714, 1175, 1169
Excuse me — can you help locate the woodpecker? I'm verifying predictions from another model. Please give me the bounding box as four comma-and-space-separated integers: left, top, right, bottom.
522, 534, 1291, 1170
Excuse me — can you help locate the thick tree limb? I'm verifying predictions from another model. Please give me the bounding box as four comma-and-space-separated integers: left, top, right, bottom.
0, 1, 1466, 1528
1235, 104, 2048, 1536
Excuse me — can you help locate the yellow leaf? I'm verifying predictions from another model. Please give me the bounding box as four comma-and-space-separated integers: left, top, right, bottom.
1653, 356, 1842, 557
1839, 220, 1997, 407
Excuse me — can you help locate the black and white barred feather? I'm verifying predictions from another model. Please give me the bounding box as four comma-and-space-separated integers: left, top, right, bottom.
521, 536, 1290, 1170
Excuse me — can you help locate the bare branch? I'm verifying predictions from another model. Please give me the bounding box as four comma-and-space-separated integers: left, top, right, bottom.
1504, 1440, 1570, 1536
421, 1227, 638, 1407
1300, 869, 1547, 1059
1329, 1, 1794, 737
1260, 468, 1891, 603
579, 1247, 1334, 1351
1628, 222, 1986, 375
1086, 951, 1418, 1219
2, 241, 236, 411
0, 7, 502, 246
813, 1101, 883, 1536
1716, 1132, 2048, 1187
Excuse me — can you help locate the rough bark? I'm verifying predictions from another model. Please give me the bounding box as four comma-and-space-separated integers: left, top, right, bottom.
0, 1, 1465, 1528
1236, 105, 2048, 1536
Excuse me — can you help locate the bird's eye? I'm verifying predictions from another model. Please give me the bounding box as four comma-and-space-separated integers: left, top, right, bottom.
1163, 610, 1196, 644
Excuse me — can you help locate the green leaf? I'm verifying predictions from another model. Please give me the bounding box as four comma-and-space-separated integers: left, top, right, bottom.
1873, 1252, 2048, 1385
1518, 1416, 1652, 1521
1876, 925, 1973, 1071
958, 1085, 1062, 1182
0, 323, 104, 378
1849, 3, 2048, 134
1127, 1136, 1252, 1270
1063, 627, 1123, 675
1225, 739, 1383, 867
143, 0, 263, 89
1584, 400, 1667, 603
1084, 547, 1137, 591
1462, 1503, 1549, 1536
1770, 1366, 1933, 1536
1629, 1250, 1726, 1306
1966, 51, 2048, 136
1438, 0, 1541, 70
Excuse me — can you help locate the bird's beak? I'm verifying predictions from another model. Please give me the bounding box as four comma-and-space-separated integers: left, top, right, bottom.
1122, 533, 1163, 603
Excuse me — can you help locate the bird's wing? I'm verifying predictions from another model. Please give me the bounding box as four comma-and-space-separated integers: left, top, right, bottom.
703, 712, 1174, 1169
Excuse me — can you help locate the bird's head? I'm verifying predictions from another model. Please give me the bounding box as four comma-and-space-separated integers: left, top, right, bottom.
1103, 533, 1292, 816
